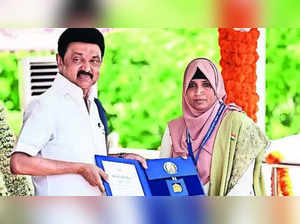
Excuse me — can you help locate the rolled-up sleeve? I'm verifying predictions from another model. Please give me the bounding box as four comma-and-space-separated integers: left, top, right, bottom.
14, 99, 54, 156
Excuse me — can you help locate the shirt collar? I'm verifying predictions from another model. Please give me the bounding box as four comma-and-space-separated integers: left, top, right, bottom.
53, 73, 96, 102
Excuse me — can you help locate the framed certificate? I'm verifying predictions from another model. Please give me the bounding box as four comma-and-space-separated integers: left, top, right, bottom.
95, 155, 152, 196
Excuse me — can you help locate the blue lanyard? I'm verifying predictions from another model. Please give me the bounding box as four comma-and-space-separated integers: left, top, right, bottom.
186, 103, 226, 165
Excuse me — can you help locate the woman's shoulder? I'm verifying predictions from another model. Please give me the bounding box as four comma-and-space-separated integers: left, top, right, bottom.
168, 116, 184, 127
223, 110, 253, 126
223, 110, 269, 149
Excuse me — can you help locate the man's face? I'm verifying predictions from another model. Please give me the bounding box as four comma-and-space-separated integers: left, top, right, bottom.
57, 42, 102, 95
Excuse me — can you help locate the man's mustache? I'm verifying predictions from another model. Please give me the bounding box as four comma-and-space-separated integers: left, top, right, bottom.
77, 71, 93, 79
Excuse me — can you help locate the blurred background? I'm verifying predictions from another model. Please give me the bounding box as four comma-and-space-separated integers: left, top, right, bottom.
0, 197, 300, 224
2, 0, 300, 27
266, 28, 300, 140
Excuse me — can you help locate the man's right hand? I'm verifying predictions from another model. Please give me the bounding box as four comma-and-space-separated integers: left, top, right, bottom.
11, 152, 109, 193
77, 163, 109, 193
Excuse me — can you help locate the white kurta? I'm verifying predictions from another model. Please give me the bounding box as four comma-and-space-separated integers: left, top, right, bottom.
15, 73, 107, 196
160, 127, 255, 196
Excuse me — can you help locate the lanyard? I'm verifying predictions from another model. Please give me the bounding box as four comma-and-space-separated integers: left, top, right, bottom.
186, 103, 226, 165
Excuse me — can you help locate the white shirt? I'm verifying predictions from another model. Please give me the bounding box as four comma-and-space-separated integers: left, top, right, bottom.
15, 73, 107, 196
160, 127, 254, 196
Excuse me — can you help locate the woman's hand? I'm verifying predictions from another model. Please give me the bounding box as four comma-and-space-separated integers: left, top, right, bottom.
122, 153, 148, 169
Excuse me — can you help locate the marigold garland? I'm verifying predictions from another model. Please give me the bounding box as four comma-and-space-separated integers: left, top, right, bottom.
218, 28, 259, 122
265, 151, 293, 196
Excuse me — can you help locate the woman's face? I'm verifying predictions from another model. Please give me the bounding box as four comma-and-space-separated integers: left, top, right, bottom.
186, 79, 216, 113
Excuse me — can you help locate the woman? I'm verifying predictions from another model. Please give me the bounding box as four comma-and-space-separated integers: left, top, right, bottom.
160, 58, 269, 196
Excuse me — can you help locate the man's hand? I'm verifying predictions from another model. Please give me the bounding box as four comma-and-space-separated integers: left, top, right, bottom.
10, 152, 109, 193
122, 153, 148, 169
77, 163, 109, 193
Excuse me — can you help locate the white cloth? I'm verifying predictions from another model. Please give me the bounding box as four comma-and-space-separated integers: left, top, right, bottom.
15, 73, 107, 196
160, 127, 254, 196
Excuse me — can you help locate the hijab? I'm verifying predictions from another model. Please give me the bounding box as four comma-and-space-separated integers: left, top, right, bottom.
168, 58, 241, 184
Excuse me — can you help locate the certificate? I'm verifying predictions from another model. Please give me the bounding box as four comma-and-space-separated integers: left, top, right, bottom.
95, 155, 152, 196
102, 161, 144, 196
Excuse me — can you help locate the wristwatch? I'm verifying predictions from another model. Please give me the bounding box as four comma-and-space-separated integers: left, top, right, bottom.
118, 153, 126, 158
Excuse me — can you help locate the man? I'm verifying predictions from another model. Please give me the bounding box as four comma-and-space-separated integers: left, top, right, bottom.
10, 28, 147, 196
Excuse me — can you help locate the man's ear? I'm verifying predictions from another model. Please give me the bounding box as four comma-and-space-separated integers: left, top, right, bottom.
56, 54, 63, 71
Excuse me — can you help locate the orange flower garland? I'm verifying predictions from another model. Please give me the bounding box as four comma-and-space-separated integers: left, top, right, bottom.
265, 151, 293, 196
218, 28, 260, 122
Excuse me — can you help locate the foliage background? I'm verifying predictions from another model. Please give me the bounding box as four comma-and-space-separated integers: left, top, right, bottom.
266, 28, 300, 139
1, 28, 299, 149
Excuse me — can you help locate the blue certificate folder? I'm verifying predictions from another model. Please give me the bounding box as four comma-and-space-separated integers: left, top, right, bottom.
95, 155, 205, 196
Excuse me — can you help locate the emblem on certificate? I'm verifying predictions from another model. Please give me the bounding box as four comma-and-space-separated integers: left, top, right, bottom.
163, 162, 178, 174
172, 183, 183, 193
